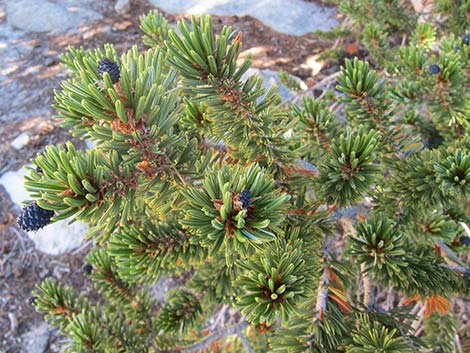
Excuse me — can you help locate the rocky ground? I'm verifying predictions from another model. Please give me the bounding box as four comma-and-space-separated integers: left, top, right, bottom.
0, 0, 339, 351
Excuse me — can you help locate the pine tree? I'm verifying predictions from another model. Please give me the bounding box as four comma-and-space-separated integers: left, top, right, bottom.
20, 5, 470, 352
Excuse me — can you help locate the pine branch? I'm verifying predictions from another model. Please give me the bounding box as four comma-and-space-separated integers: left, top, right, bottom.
165, 15, 295, 164
314, 265, 330, 321
436, 239, 466, 267
278, 71, 340, 106
238, 332, 254, 353
166, 320, 249, 353
361, 263, 374, 310
411, 305, 425, 332
200, 140, 229, 154
439, 264, 470, 276
209, 304, 230, 330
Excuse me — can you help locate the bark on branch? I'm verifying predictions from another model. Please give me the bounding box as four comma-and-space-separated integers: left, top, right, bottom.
314, 266, 330, 321
361, 263, 374, 310
164, 320, 250, 353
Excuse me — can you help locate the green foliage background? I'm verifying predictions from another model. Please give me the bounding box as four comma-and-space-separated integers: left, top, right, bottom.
23, 2, 470, 352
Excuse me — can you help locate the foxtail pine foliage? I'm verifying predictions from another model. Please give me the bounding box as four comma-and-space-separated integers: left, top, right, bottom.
21, 3, 470, 352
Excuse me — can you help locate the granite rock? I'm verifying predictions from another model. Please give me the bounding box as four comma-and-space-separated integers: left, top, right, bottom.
6, 0, 102, 33
149, 0, 338, 36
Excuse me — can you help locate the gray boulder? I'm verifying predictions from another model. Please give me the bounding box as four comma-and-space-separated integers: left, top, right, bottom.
6, 0, 102, 33
149, 0, 338, 36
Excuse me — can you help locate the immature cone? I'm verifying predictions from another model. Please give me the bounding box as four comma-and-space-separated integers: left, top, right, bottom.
83, 264, 93, 275
462, 34, 470, 45
240, 189, 251, 208
460, 236, 470, 245
428, 64, 440, 75
17, 201, 54, 232
97, 57, 120, 83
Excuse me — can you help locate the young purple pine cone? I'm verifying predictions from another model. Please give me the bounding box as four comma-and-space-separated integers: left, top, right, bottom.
17, 201, 54, 232
97, 57, 120, 84
240, 189, 252, 208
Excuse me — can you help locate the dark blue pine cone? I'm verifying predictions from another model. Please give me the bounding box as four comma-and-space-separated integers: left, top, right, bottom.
460, 235, 470, 245
97, 57, 120, 83
462, 34, 470, 45
427, 64, 440, 75
17, 201, 54, 232
83, 264, 93, 275
28, 296, 38, 306
240, 189, 251, 208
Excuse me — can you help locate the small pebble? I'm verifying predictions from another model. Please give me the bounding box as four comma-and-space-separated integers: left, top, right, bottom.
11, 132, 30, 150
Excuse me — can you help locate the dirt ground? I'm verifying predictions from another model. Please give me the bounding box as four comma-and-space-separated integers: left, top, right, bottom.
0, 1, 336, 352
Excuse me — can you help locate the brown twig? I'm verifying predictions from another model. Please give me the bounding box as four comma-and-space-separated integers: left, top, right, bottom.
436, 239, 466, 267
439, 263, 470, 276
314, 265, 330, 321
411, 305, 425, 333
313, 238, 333, 323
361, 263, 374, 310
455, 334, 463, 353
278, 71, 341, 107
210, 304, 229, 330
165, 320, 250, 353
238, 332, 254, 353
384, 286, 394, 311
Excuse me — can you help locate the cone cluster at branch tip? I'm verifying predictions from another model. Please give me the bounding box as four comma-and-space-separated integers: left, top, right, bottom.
17, 201, 54, 232
97, 57, 120, 83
